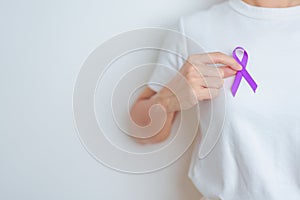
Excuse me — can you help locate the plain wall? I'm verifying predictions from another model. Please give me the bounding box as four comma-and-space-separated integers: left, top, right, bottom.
0, 0, 224, 199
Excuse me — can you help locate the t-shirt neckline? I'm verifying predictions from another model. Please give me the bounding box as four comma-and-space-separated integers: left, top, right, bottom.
229, 0, 300, 20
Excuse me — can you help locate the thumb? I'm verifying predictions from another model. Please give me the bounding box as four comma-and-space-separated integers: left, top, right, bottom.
219, 66, 239, 78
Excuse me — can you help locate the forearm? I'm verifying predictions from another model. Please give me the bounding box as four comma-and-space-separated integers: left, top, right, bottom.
130, 90, 177, 143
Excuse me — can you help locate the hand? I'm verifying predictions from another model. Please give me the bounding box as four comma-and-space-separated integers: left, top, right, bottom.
155, 52, 242, 112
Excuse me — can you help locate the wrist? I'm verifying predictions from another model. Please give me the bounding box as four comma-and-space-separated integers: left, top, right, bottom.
152, 87, 177, 113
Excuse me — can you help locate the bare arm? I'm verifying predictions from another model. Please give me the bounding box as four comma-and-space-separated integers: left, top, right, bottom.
130, 87, 177, 143
130, 52, 242, 144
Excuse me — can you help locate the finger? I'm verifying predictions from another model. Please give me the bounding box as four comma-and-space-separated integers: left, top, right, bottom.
192, 52, 242, 71
197, 88, 220, 101
199, 77, 224, 89
219, 66, 238, 78
192, 64, 224, 78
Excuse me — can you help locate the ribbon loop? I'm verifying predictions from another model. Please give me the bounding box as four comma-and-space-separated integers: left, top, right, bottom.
231, 47, 258, 97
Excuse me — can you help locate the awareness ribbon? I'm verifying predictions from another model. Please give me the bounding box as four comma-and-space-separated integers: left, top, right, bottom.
231, 47, 258, 97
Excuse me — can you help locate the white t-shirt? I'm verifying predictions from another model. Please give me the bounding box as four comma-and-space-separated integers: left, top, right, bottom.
147, 0, 300, 199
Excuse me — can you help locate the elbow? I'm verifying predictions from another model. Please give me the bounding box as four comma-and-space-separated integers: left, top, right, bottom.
129, 101, 151, 127
133, 125, 172, 145
129, 97, 175, 144
148, 130, 171, 143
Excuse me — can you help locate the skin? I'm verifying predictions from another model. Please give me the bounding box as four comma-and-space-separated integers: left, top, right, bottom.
243, 0, 300, 7
130, 0, 300, 144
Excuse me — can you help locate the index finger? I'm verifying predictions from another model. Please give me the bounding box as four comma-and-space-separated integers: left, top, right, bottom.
195, 52, 243, 71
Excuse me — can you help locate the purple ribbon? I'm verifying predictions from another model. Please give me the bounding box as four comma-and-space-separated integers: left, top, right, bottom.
231, 47, 258, 97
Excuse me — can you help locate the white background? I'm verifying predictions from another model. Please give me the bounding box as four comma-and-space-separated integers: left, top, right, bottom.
0, 0, 223, 199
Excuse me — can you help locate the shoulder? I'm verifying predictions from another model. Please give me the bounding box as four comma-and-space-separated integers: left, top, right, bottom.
179, 1, 231, 33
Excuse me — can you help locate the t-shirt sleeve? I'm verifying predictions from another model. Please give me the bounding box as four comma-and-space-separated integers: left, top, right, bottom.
147, 17, 188, 92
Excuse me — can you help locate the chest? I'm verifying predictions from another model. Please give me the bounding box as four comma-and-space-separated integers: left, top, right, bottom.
223, 44, 300, 124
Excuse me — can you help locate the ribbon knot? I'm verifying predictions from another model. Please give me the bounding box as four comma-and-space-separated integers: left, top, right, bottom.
231, 47, 258, 97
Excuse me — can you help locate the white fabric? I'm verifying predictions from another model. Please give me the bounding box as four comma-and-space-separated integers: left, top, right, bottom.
148, 0, 300, 199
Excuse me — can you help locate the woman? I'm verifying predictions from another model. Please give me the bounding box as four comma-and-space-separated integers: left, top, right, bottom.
130, 0, 300, 199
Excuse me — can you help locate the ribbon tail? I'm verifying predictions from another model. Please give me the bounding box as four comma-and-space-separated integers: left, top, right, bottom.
242, 70, 258, 92
231, 72, 242, 97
